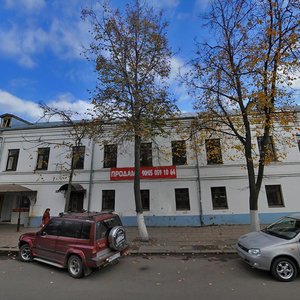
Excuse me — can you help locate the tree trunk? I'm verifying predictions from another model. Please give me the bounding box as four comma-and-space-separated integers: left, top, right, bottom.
134, 134, 149, 241
137, 212, 149, 241
64, 153, 75, 212
250, 210, 260, 232
64, 169, 74, 212
245, 137, 261, 231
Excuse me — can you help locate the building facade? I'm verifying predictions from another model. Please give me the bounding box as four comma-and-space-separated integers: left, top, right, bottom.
0, 111, 300, 227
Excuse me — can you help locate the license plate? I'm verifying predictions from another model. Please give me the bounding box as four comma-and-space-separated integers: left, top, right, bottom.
108, 252, 120, 262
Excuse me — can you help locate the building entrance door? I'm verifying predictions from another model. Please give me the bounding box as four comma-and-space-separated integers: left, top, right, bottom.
68, 192, 84, 212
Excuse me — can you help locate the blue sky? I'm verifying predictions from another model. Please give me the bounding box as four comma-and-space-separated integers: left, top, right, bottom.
0, 0, 299, 122
0, 0, 212, 122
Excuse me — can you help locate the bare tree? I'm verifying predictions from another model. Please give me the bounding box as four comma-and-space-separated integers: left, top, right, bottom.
187, 0, 300, 231
82, 0, 178, 241
40, 104, 96, 212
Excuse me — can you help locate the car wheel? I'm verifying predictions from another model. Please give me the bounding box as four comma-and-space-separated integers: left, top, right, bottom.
67, 255, 84, 278
108, 226, 126, 251
271, 257, 298, 282
19, 244, 33, 262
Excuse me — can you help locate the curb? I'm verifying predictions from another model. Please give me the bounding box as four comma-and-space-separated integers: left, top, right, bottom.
128, 249, 237, 255
0, 247, 237, 257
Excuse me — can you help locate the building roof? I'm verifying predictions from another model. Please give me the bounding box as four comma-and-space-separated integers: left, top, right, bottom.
0, 106, 299, 132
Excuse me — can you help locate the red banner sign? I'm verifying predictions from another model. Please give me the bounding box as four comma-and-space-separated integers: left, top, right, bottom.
110, 166, 177, 181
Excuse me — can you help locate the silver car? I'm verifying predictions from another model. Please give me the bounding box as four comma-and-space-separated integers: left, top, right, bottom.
237, 214, 300, 282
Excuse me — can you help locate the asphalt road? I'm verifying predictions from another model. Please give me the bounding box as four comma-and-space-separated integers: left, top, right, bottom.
1, 253, 300, 300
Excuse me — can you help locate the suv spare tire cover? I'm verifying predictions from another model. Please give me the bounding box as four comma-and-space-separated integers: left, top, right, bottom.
108, 226, 126, 251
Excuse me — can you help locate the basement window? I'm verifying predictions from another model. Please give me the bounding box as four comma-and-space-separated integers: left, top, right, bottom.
211, 186, 228, 209
175, 188, 190, 210
141, 190, 150, 211
265, 185, 284, 207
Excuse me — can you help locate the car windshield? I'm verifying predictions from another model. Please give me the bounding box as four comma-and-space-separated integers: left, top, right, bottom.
262, 217, 300, 240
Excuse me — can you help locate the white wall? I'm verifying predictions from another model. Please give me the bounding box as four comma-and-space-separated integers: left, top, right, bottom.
0, 115, 299, 226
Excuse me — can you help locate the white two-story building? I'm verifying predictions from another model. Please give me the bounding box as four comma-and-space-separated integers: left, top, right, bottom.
0, 111, 299, 227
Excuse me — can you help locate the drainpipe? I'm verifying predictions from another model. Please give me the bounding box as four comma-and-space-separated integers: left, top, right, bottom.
192, 134, 204, 226
0, 137, 4, 166
87, 139, 95, 212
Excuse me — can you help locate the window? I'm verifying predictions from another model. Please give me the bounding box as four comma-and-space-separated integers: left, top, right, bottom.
96, 222, 108, 239
140, 143, 152, 167
43, 219, 62, 236
175, 188, 190, 210
6, 149, 19, 171
102, 190, 115, 211
72, 146, 85, 169
59, 220, 90, 239
96, 217, 122, 239
265, 185, 284, 207
172, 140, 187, 165
257, 136, 276, 161
68, 192, 84, 212
1, 117, 11, 128
103, 144, 117, 168
141, 190, 150, 211
36, 147, 50, 170
205, 139, 223, 165
211, 187, 228, 209
81, 223, 91, 239
297, 134, 300, 152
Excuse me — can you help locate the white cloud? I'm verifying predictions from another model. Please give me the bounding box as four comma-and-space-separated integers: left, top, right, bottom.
0, 90, 92, 122
0, 1, 90, 68
46, 93, 93, 119
147, 0, 180, 8
195, 0, 211, 10
169, 56, 194, 110
48, 18, 91, 60
291, 76, 300, 90
170, 56, 191, 81
0, 90, 42, 120
4, 0, 46, 12
0, 26, 49, 68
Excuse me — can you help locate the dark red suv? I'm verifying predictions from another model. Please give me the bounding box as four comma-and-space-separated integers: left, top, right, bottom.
18, 212, 128, 278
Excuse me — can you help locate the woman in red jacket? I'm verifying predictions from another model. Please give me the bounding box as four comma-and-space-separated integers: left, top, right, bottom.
42, 208, 50, 227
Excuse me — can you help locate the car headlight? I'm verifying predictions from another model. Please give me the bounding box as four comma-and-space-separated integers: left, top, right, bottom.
248, 248, 261, 256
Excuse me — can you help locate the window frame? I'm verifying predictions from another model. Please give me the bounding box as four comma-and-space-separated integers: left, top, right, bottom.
141, 189, 150, 211
205, 139, 223, 165
257, 136, 277, 161
140, 142, 152, 167
265, 185, 284, 207
42, 219, 62, 236
172, 140, 187, 166
72, 146, 85, 170
2, 117, 11, 128
36, 147, 50, 170
211, 186, 228, 210
175, 188, 190, 211
102, 190, 115, 211
103, 144, 117, 168
6, 149, 19, 171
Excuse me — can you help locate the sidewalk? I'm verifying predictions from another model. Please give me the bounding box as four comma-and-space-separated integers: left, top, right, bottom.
0, 224, 252, 255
